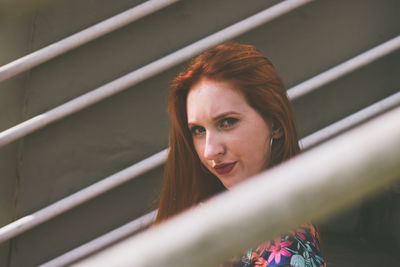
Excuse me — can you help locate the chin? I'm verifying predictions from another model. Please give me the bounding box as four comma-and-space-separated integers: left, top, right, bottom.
220, 178, 240, 189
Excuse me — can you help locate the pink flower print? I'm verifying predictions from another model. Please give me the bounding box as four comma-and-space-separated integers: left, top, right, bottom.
295, 228, 307, 241
256, 240, 271, 254
288, 228, 307, 241
267, 237, 292, 264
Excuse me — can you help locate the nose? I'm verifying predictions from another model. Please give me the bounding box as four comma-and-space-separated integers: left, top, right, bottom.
203, 132, 225, 160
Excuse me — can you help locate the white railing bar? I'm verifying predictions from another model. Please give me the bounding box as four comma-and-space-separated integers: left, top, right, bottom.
300, 90, 400, 149
28, 92, 400, 266
0, 0, 314, 148
73, 107, 400, 267
38, 210, 157, 267
287, 35, 400, 101
0, 150, 167, 243
0, 0, 180, 83
1, 90, 397, 244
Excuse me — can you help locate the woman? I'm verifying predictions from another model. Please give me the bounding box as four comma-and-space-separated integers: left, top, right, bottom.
156, 42, 326, 267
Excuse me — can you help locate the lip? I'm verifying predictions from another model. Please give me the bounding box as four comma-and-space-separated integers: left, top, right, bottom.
213, 162, 237, 175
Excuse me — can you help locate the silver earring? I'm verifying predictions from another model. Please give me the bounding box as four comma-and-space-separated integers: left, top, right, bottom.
270, 136, 274, 153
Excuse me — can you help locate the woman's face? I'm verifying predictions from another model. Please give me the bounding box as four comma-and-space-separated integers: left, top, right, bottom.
187, 78, 273, 189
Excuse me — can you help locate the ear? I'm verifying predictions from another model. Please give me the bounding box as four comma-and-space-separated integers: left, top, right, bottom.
271, 123, 283, 139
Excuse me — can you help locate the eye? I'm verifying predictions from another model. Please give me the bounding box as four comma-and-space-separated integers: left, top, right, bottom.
190, 126, 205, 136
218, 117, 239, 129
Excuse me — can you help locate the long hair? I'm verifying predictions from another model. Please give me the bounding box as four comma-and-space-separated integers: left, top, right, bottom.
156, 42, 300, 223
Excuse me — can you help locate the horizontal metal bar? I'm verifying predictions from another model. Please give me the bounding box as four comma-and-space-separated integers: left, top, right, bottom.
0, 0, 180, 82
31, 91, 400, 265
0, 0, 314, 148
300, 91, 400, 149
38, 210, 158, 267
1, 90, 398, 244
73, 106, 400, 267
287, 35, 400, 100
0, 150, 167, 243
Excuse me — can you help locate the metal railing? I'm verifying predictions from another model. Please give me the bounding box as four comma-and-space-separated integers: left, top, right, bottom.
37, 91, 400, 266
39, 210, 158, 267
1, 87, 399, 243
0, 0, 315, 148
1, 34, 399, 148
72, 106, 400, 267
0, 0, 180, 82
300, 90, 400, 149
287, 35, 400, 100
0, 0, 398, 260
0, 150, 167, 243
0, 0, 316, 243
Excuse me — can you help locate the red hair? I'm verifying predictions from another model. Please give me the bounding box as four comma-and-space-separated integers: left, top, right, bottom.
156, 42, 300, 223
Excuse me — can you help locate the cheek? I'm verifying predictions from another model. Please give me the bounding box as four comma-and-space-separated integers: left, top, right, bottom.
238, 128, 270, 167
240, 139, 267, 161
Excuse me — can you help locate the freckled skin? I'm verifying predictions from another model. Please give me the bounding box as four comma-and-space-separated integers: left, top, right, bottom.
187, 78, 273, 189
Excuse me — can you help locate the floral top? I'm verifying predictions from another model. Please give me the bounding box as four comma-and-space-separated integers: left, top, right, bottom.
220, 224, 326, 267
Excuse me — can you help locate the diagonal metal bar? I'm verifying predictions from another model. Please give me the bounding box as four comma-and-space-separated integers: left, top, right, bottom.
0, 0, 180, 82
0, 0, 314, 148
300, 91, 400, 148
0, 150, 167, 243
26, 91, 400, 265
287, 35, 400, 100
73, 106, 400, 267
1, 90, 399, 245
38, 210, 158, 267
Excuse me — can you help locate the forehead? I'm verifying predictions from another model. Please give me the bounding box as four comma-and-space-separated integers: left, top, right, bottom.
186, 78, 250, 123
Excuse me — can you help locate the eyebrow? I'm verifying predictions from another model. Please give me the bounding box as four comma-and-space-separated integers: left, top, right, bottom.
188, 111, 240, 127
211, 111, 240, 121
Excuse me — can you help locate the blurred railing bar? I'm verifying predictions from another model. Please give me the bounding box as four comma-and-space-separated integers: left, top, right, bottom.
1, 0, 398, 246
0, 0, 180, 82
1, 90, 398, 244
72, 107, 400, 267
38, 210, 158, 267
34, 91, 400, 266
0, 0, 314, 148
287, 35, 400, 100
